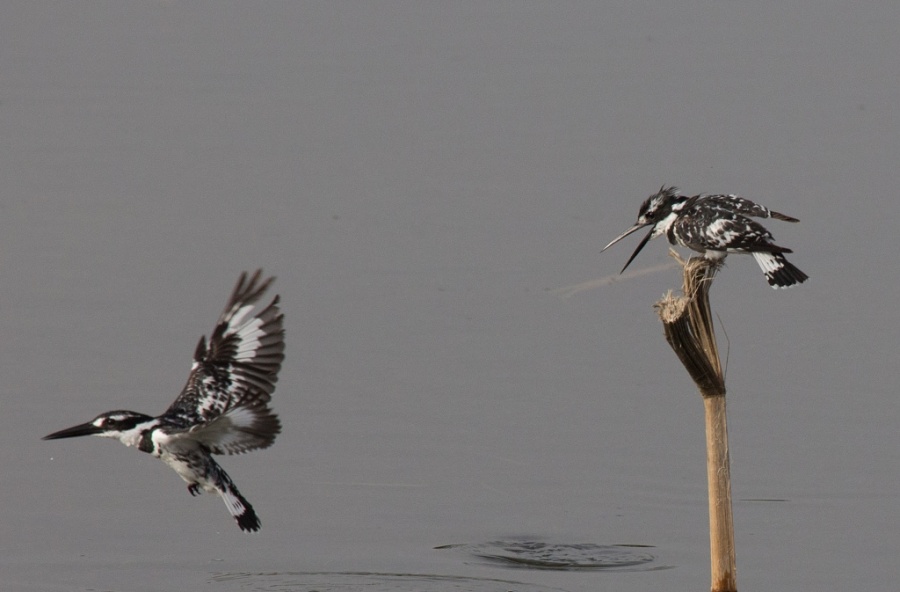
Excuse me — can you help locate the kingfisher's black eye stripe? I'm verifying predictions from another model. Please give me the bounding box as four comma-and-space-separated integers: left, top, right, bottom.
43, 270, 284, 533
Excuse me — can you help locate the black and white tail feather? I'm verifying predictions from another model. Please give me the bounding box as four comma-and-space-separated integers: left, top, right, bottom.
43, 270, 285, 532
602, 186, 808, 288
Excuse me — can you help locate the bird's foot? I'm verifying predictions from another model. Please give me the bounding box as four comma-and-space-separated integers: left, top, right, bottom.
188, 483, 201, 496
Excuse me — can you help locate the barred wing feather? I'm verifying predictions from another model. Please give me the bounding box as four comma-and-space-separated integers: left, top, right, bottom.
165, 270, 284, 454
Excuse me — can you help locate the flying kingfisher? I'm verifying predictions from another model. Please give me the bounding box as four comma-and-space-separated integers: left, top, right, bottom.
43, 270, 285, 532
602, 186, 808, 288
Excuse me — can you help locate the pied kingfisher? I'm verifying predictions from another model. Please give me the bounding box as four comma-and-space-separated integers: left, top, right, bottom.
602, 186, 808, 288
44, 270, 285, 532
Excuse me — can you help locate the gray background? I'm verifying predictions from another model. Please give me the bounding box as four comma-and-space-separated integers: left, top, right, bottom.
2, 2, 898, 591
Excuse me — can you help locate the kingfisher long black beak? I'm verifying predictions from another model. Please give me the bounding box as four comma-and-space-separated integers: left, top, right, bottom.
601, 223, 655, 273
43, 421, 103, 440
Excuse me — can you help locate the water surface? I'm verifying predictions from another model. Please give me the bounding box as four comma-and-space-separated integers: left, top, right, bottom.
2, 2, 899, 591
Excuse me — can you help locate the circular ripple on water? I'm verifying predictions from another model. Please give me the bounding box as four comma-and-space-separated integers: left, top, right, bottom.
211, 571, 570, 592
436, 540, 659, 571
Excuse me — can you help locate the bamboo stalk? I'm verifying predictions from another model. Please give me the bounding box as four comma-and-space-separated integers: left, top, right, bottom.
654, 251, 736, 592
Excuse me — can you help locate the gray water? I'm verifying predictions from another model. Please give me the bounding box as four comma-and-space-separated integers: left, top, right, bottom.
2, 2, 899, 591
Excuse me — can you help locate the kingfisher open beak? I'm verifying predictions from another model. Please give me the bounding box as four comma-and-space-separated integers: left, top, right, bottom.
601, 223, 655, 273
601, 222, 647, 252
43, 421, 104, 440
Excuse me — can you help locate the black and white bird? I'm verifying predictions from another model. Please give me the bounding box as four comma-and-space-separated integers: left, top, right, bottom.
43, 270, 285, 532
602, 186, 808, 288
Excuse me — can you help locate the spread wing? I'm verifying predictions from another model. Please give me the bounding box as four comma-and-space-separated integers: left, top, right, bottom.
164, 270, 285, 455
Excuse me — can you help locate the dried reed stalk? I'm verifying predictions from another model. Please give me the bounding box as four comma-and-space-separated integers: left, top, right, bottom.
654, 251, 736, 592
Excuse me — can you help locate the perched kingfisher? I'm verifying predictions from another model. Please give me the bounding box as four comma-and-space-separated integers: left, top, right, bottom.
602, 186, 808, 288
44, 270, 285, 532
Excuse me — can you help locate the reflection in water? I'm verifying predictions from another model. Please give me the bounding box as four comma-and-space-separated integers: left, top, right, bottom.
435, 539, 666, 572
211, 571, 570, 592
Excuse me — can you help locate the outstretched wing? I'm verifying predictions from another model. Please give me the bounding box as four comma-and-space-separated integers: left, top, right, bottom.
164, 270, 285, 454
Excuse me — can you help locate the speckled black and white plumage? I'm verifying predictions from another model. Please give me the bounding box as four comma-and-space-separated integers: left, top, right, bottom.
602, 186, 808, 288
164, 270, 284, 454
43, 270, 285, 532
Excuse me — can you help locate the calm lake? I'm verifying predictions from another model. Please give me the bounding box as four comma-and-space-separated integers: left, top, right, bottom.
2, 2, 898, 591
